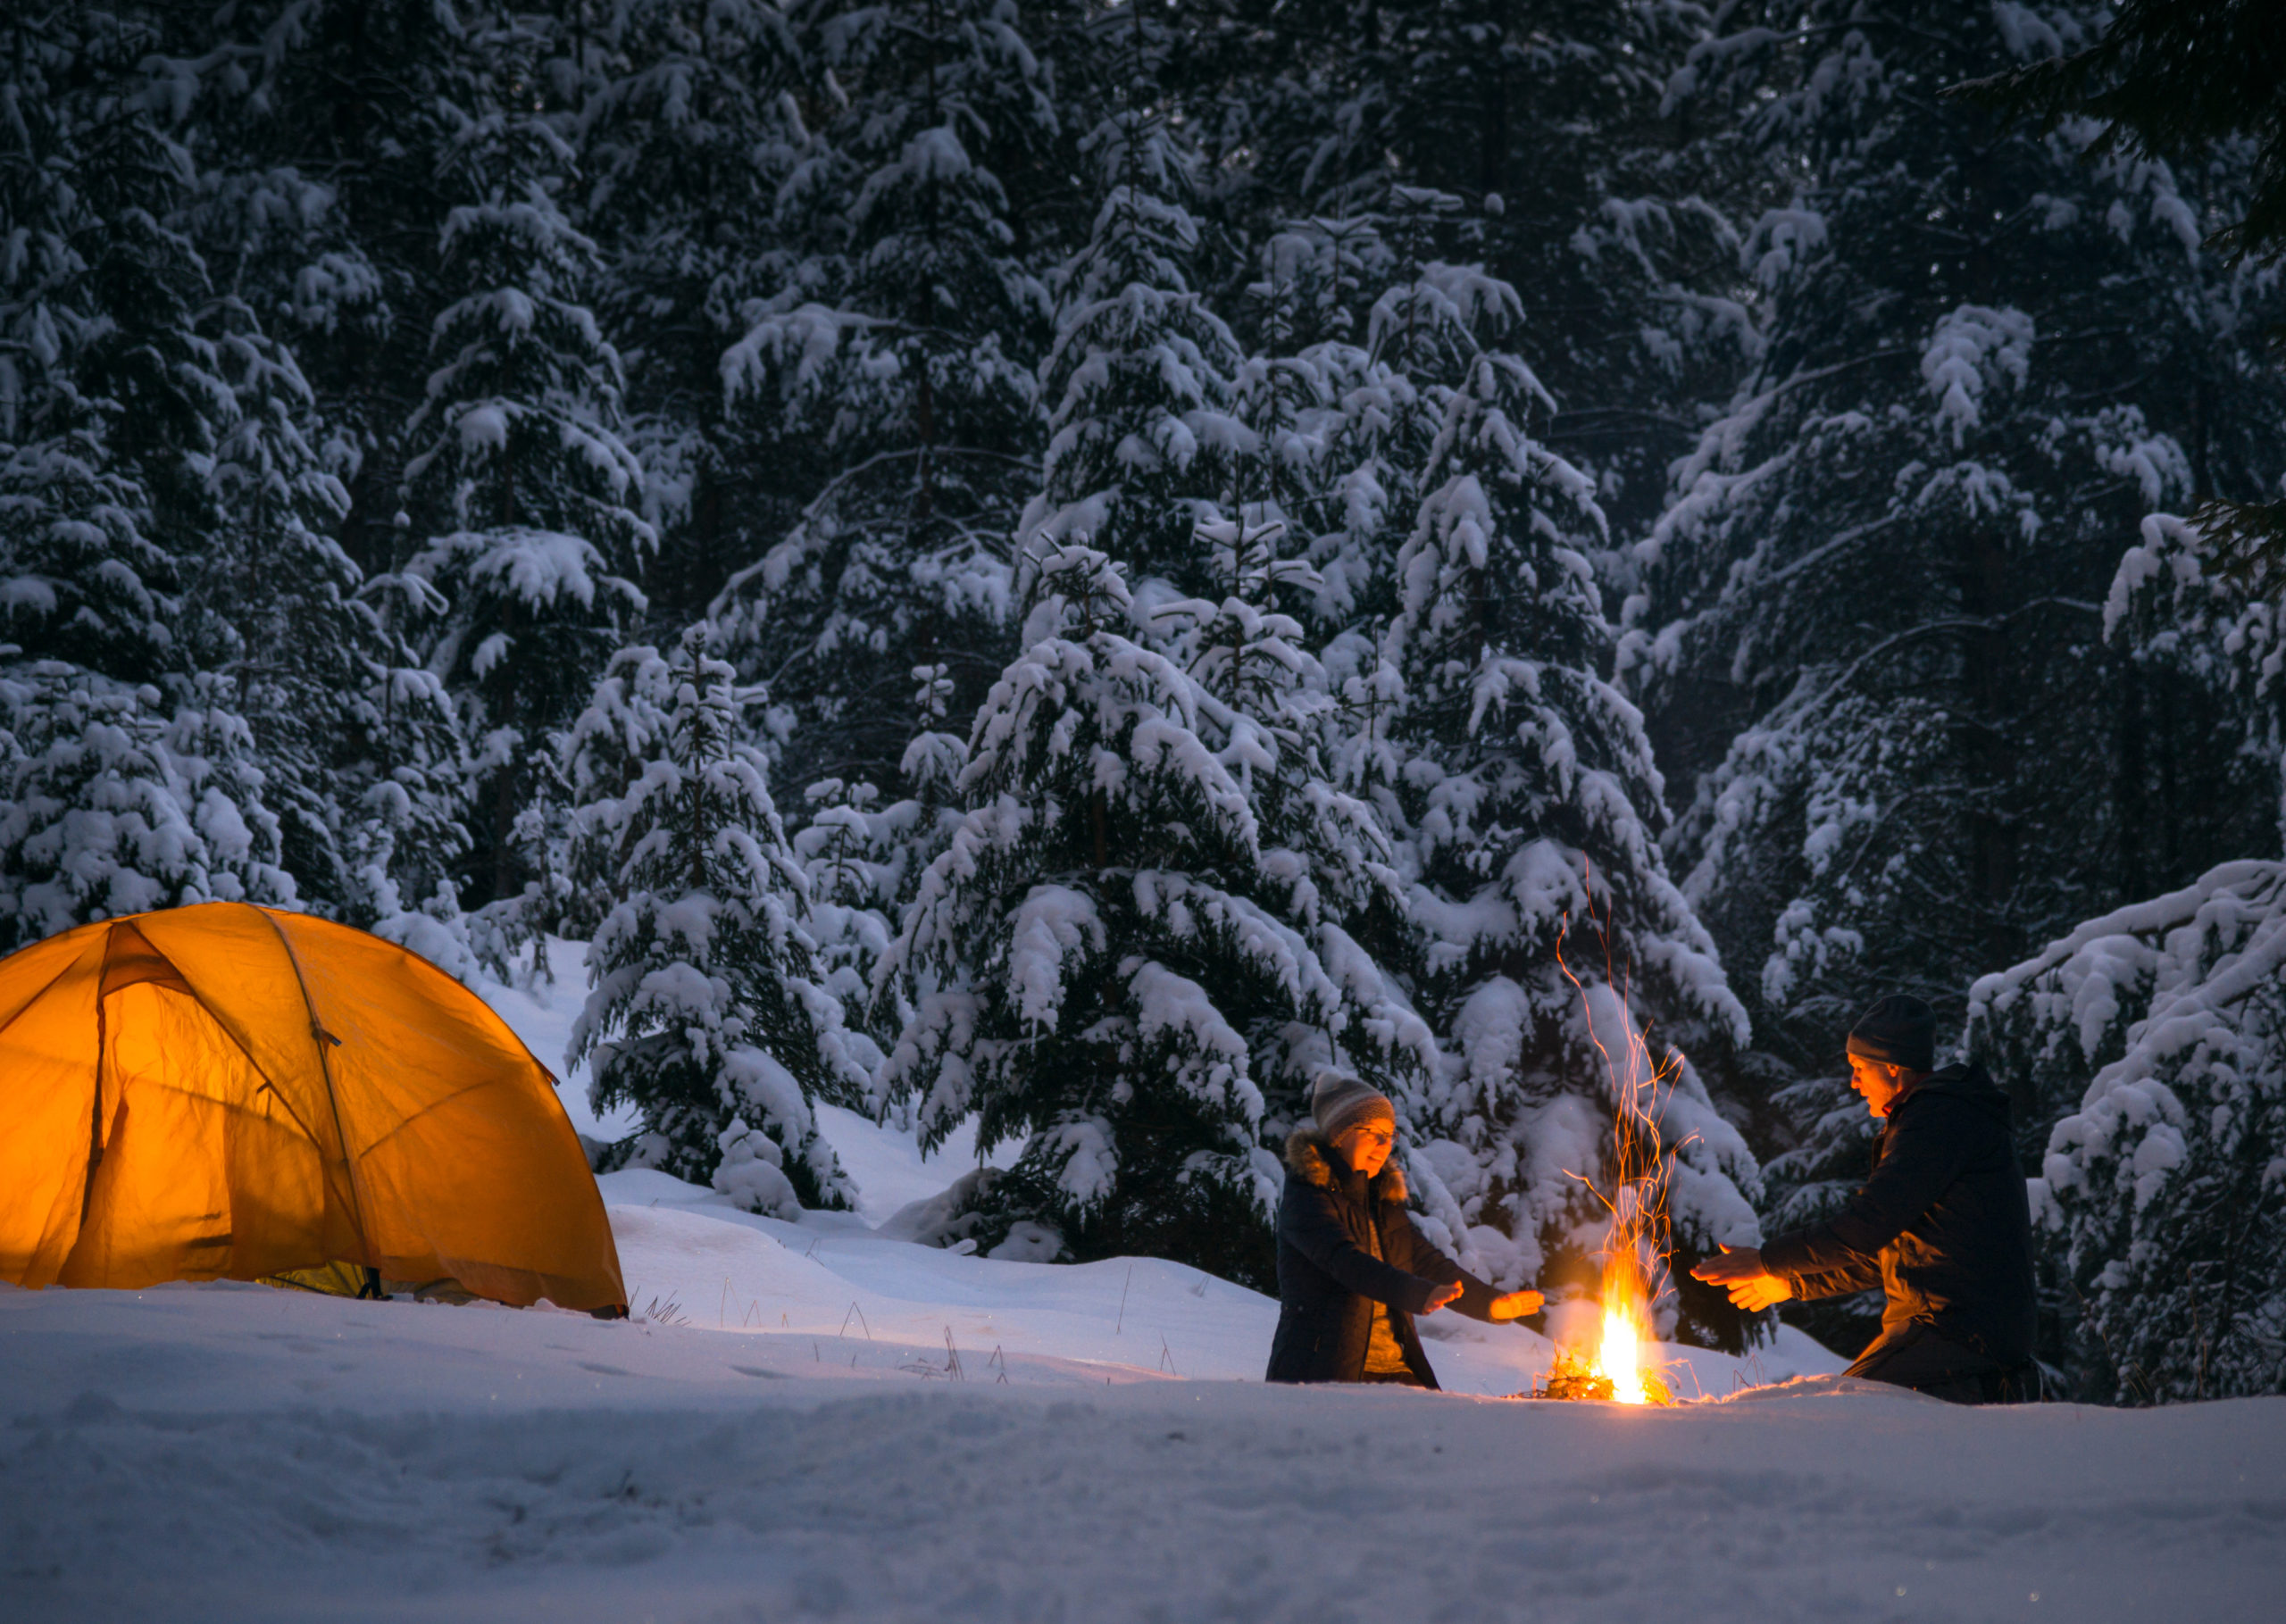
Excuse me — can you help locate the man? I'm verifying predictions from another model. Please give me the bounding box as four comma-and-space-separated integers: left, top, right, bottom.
1692, 995, 2039, 1403
1265, 1072, 1543, 1387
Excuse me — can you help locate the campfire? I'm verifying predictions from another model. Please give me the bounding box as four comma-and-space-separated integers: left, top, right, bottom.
1533, 1254, 1673, 1405
1530, 880, 1683, 1406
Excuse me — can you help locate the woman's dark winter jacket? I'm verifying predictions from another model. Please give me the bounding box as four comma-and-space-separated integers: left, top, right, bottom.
1264, 1129, 1500, 1387
1761, 1061, 2037, 1365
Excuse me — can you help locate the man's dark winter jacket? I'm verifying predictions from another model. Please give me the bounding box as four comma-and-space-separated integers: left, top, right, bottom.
1762, 1061, 2037, 1365
1264, 1129, 1499, 1387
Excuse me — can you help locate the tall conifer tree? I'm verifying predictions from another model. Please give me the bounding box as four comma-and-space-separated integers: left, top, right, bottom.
1381, 306, 1759, 1340
401, 68, 654, 923
1630, 0, 2286, 1352
709, 0, 1054, 789
880, 545, 1431, 1283
569, 631, 865, 1203
1014, 4, 1247, 595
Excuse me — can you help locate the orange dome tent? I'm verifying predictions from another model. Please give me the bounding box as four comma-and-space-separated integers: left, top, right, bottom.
0, 904, 626, 1312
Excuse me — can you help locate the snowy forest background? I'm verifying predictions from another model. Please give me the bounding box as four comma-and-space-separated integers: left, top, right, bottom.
3, 0, 2280, 1403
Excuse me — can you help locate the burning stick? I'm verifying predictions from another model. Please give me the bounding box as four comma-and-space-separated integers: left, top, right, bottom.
1533, 863, 1695, 1406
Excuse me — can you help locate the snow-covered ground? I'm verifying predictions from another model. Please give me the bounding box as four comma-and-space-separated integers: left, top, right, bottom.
3, 948, 2278, 1620
4, 1267, 2279, 1623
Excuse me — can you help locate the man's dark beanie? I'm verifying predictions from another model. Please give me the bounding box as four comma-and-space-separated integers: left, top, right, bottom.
1847, 994, 1937, 1074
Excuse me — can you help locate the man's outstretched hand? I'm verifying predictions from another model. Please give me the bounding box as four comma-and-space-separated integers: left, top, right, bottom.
1420, 1279, 1464, 1314
1690, 1245, 1795, 1312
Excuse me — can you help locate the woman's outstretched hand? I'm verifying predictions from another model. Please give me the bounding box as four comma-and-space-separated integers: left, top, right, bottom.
1420, 1279, 1464, 1314
1488, 1289, 1544, 1322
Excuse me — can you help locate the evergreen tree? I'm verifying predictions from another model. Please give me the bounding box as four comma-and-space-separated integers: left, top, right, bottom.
0, 8, 298, 944
0, 9, 213, 694
1155, 517, 1442, 1138
179, 0, 479, 583
880, 661, 974, 917
0, 669, 293, 949
177, 298, 475, 932
1972, 857, 2284, 1403
1962, 0, 2286, 579
568, 631, 864, 1205
1968, 503, 2284, 1401
557, 625, 684, 939
1313, 197, 1526, 638
1628, 0, 2286, 1353
575, 0, 830, 626
1381, 316, 1761, 1342
138, 0, 486, 937
855, 662, 979, 1114
1222, 197, 1448, 645
1014, 7, 1247, 596
880, 545, 1418, 1284
1190, 0, 1757, 544
790, 774, 897, 1080
709, 0, 1054, 790
330, 568, 481, 976
400, 82, 655, 921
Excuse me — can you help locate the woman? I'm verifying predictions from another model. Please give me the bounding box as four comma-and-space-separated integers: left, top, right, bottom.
1265, 1073, 1543, 1387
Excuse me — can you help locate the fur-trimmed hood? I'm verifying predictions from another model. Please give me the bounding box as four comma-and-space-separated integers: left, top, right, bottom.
1284, 1128, 1407, 1203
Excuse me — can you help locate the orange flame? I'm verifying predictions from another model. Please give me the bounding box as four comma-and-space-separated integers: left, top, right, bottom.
1554, 862, 1691, 1406
1594, 1252, 1665, 1405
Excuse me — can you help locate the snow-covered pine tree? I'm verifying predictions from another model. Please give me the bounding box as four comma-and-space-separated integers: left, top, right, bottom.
1013, 7, 1248, 597
125, 0, 489, 946
329, 566, 481, 977
1366, 0, 1752, 537
557, 635, 683, 941
400, 81, 654, 936
781, 671, 980, 1095
707, 0, 1053, 790
880, 662, 972, 916
1227, 192, 1543, 654
178, 297, 428, 922
572, 0, 846, 636
1382, 314, 1761, 1346
1289, 204, 1560, 843
0, 668, 294, 950
0, 13, 188, 697
1150, 517, 1439, 1137
1967, 512, 2284, 1402
848, 663, 977, 1119
1189, 0, 1755, 544
171, 0, 480, 591
567, 631, 864, 1207
1225, 230, 1325, 551
1308, 198, 1525, 640
1628, 0, 2286, 1353
1972, 858, 2284, 1403
880, 544, 1425, 1285
0, 8, 298, 946
790, 775, 897, 1080
1222, 209, 1414, 645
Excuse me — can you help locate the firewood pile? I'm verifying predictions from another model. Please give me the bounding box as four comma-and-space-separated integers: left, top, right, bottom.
1522, 1347, 1672, 1403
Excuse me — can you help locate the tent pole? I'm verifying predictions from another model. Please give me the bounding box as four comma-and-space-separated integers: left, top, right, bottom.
79, 927, 112, 1233
254, 908, 376, 1259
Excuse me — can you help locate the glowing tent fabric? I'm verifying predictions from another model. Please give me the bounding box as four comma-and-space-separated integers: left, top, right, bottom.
0, 904, 626, 1312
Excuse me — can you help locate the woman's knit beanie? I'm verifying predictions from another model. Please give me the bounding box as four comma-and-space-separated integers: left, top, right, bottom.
1311, 1071, 1396, 1138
